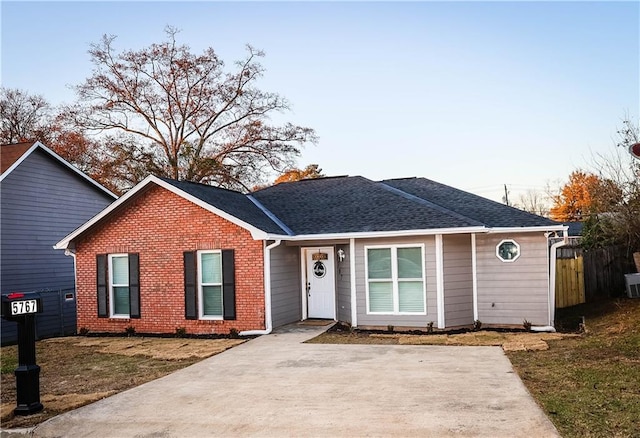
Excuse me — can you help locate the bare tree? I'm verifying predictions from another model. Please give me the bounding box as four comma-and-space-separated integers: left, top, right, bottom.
0, 88, 52, 144
72, 27, 317, 192
585, 117, 640, 252
515, 189, 550, 217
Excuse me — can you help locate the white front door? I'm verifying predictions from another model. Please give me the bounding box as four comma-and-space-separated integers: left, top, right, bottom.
305, 247, 336, 319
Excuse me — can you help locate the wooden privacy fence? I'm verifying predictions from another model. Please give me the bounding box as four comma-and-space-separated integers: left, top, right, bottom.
583, 246, 636, 301
555, 245, 636, 309
555, 247, 585, 309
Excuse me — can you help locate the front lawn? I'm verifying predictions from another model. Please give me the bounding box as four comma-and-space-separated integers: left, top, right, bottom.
507, 298, 640, 438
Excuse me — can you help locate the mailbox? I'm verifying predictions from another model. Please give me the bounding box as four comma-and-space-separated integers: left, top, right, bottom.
1, 292, 43, 322
1, 291, 44, 415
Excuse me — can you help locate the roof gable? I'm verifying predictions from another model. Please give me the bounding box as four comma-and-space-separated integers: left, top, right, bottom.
0, 141, 116, 199
55, 176, 284, 250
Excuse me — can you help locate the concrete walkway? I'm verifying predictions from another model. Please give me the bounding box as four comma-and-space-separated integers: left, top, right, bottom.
28, 324, 559, 438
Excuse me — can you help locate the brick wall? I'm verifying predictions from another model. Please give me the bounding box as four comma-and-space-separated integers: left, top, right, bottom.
75, 184, 265, 335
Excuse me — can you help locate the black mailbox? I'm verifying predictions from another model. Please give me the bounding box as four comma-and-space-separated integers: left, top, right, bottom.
1, 291, 44, 415
1, 292, 43, 322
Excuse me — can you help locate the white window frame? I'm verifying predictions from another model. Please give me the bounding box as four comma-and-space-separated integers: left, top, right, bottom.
496, 239, 521, 262
197, 250, 224, 320
108, 253, 130, 318
364, 244, 427, 315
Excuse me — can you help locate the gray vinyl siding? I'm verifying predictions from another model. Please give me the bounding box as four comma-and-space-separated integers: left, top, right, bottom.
443, 234, 473, 327
355, 236, 437, 328
1, 149, 114, 292
270, 243, 302, 327
336, 243, 351, 323
1, 148, 114, 343
475, 233, 550, 326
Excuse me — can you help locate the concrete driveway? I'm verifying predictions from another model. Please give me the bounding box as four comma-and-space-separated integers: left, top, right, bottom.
30, 324, 559, 438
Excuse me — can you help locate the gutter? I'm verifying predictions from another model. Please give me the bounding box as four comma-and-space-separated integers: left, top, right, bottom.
240, 239, 281, 336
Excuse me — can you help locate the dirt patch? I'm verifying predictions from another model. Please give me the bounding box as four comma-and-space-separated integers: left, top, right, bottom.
1, 336, 244, 430
311, 328, 576, 351
45, 337, 244, 360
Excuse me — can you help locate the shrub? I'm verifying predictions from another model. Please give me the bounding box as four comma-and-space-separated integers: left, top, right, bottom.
175, 327, 187, 338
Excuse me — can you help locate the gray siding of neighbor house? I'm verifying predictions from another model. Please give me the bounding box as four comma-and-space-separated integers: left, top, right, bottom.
270, 243, 302, 328
355, 236, 437, 328
443, 234, 473, 327
1, 149, 114, 343
475, 233, 550, 326
336, 243, 351, 323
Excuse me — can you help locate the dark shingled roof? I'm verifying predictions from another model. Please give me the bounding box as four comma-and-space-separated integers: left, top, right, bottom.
251, 176, 481, 235
381, 177, 560, 228
156, 176, 561, 236
159, 178, 286, 234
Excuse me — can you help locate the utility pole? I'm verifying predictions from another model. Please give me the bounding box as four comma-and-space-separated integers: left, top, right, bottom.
503, 184, 510, 206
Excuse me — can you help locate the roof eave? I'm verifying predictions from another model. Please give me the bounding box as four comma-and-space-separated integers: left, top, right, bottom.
486, 225, 567, 234
265, 224, 568, 241
265, 226, 490, 241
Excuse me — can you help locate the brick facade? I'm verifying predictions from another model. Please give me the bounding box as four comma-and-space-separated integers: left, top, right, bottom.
74, 185, 265, 335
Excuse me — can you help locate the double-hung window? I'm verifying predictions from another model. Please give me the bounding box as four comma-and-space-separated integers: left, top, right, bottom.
109, 254, 130, 317
198, 251, 224, 318
97, 253, 140, 319
366, 245, 425, 314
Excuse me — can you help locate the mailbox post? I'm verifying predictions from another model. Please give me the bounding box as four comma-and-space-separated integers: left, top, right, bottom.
1, 292, 44, 415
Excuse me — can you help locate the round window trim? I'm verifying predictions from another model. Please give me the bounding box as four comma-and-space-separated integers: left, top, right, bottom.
496, 239, 520, 262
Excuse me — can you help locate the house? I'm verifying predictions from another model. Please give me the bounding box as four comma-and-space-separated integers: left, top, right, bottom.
1, 141, 117, 344
54, 175, 566, 336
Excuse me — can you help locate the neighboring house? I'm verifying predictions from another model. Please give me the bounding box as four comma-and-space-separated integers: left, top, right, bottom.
1, 141, 117, 344
55, 175, 566, 336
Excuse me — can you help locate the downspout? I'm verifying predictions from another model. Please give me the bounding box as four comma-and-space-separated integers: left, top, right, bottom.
435, 234, 445, 329
540, 231, 569, 331
471, 234, 478, 322
240, 239, 281, 336
64, 248, 77, 293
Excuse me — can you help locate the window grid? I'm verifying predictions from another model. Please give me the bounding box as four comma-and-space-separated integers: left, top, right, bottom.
366, 245, 426, 315
108, 254, 129, 317
198, 250, 223, 319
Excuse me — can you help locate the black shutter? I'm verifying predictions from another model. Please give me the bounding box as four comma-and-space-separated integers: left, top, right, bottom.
184, 251, 197, 320
96, 254, 108, 318
129, 253, 141, 318
222, 249, 236, 320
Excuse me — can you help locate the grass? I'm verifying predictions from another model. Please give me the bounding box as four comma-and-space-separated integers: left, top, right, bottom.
507, 298, 640, 438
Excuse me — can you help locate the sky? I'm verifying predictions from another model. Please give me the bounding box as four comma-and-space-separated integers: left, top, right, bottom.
1, 1, 638, 204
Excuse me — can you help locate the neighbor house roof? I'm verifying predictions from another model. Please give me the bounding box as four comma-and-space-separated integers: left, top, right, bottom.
0, 141, 117, 199
1, 142, 34, 173
56, 174, 566, 250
